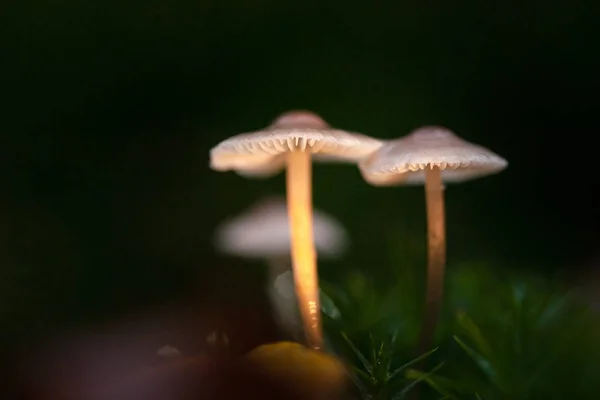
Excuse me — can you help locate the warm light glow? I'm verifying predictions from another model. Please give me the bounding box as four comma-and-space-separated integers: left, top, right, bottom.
285, 150, 322, 350
418, 166, 447, 354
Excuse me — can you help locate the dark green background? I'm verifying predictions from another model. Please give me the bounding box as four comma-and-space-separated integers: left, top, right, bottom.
1, 1, 598, 343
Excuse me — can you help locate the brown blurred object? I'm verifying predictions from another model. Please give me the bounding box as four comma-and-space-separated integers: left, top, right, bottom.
14, 343, 350, 400
242, 341, 350, 400
10, 290, 285, 400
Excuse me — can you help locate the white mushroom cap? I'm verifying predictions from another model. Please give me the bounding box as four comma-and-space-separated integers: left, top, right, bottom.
234, 154, 287, 178
359, 126, 508, 186
156, 345, 180, 357
213, 196, 348, 258
210, 110, 383, 176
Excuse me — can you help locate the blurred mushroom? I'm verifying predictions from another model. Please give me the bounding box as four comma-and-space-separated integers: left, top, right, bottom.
157, 345, 181, 357
270, 271, 300, 338
242, 341, 349, 400
210, 110, 379, 349
359, 126, 507, 353
214, 196, 348, 261
214, 196, 348, 340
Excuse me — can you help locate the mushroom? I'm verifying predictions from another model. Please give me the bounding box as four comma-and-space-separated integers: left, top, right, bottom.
358, 126, 508, 353
156, 345, 181, 357
210, 111, 380, 349
213, 196, 348, 340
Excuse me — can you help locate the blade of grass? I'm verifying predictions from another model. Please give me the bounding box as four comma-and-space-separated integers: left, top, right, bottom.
404, 369, 458, 399
394, 362, 445, 399
381, 334, 395, 373
341, 331, 373, 374
453, 335, 503, 390
534, 294, 569, 330
353, 367, 371, 381
348, 368, 370, 398
369, 332, 377, 367
456, 312, 492, 356
388, 348, 438, 381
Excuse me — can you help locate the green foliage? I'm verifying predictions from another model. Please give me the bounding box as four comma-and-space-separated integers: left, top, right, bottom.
321, 271, 418, 342
419, 274, 600, 399
321, 264, 600, 400
320, 272, 435, 399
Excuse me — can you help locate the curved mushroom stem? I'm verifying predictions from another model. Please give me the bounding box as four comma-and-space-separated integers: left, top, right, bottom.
268, 270, 304, 342
285, 151, 322, 350
265, 258, 302, 341
418, 166, 446, 355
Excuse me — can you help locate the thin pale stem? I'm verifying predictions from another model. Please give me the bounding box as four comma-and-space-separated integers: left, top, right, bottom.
285, 151, 322, 350
269, 269, 304, 341
418, 166, 446, 355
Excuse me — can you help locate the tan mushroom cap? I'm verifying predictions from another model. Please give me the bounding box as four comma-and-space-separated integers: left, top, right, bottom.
210, 110, 383, 176
359, 126, 508, 186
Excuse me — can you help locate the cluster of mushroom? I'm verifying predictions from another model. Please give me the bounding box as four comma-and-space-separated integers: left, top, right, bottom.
214, 196, 349, 342
209, 110, 508, 351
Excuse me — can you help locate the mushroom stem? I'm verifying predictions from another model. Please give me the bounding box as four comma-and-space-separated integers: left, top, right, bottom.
269, 270, 303, 342
265, 258, 300, 340
266, 257, 292, 282
285, 150, 322, 350
418, 166, 446, 355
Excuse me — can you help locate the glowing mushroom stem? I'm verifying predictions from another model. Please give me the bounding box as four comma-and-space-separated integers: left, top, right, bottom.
419, 165, 447, 354
285, 150, 322, 350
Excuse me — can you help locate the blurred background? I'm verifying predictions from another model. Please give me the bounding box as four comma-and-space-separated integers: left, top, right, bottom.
1, 0, 599, 382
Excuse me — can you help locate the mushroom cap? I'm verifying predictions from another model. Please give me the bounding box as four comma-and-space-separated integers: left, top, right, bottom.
213, 196, 348, 258
359, 126, 508, 186
156, 345, 180, 357
210, 110, 383, 176
242, 342, 348, 398
233, 155, 287, 178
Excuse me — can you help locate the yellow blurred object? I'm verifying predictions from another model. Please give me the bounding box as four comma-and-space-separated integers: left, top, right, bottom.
243, 341, 349, 399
